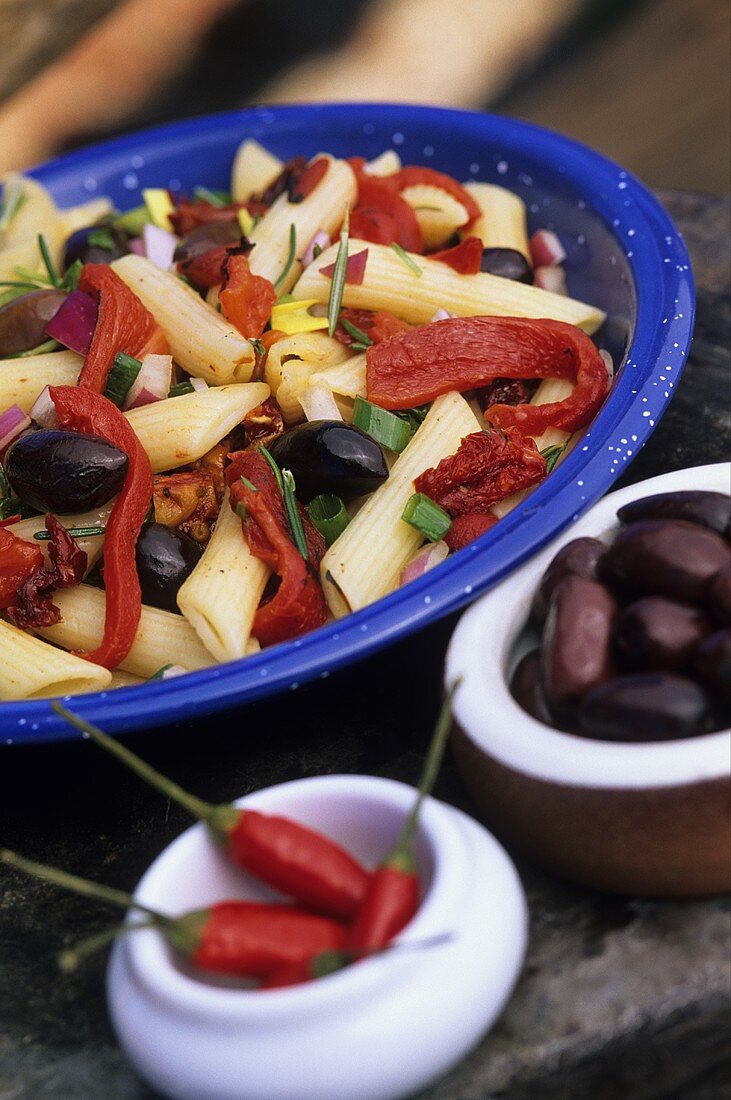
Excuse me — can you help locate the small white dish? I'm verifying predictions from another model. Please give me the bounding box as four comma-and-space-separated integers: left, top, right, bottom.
446, 462, 731, 896
107, 773, 527, 1100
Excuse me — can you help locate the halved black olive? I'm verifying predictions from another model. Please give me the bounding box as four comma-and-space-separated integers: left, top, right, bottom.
62, 224, 130, 271
617, 491, 731, 538
0, 289, 67, 357
4, 429, 129, 513
135, 523, 203, 612
480, 247, 533, 284
268, 421, 388, 503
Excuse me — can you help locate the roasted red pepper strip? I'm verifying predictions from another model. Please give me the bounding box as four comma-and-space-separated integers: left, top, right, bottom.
0, 527, 43, 609
49, 386, 153, 669
77, 264, 166, 393
335, 308, 413, 347
444, 512, 499, 551
367, 316, 611, 434
348, 158, 423, 253
219, 252, 277, 339
415, 428, 547, 516
7, 515, 87, 630
430, 235, 483, 275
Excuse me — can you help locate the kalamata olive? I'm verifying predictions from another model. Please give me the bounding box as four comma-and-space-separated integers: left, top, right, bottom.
510, 649, 555, 725
173, 220, 242, 265
135, 523, 203, 612
0, 289, 67, 356
613, 596, 713, 673
62, 224, 130, 271
268, 421, 388, 503
4, 429, 128, 513
577, 673, 713, 741
707, 567, 731, 625
601, 519, 730, 603
531, 536, 606, 623
694, 629, 731, 704
617, 490, 731, 538
541, 575, 618, 715
480, 247, 533, 283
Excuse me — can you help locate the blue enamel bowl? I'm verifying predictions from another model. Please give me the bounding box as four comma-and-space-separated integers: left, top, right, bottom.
2, 104, 693, 743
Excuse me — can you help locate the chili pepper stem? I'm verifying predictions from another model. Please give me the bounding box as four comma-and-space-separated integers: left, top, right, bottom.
51, 702, 237, 837
59, 918, 158, 972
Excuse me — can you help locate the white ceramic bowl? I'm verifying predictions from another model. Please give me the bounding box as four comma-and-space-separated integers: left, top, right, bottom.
107, 774, 527, 1100
446, 463, 731, 897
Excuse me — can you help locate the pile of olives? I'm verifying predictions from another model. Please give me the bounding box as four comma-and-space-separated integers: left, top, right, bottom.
511, 490, 731, 741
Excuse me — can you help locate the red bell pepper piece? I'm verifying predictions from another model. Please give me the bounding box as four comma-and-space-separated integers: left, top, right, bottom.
348, 158, 423, 253
0, 527, 44, 609
76, 264, 167, 393
49, 386, 153, 669
430, 235, 483, 274
366, 316, 611, 434
219, 252, 277, 340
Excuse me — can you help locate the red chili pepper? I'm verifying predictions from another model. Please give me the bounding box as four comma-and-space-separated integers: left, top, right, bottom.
444, 512, 499, 551
0, 527, 44, 609
429, 236, 483, 275
348, 683, 460, 953
288, 156, 329, 202
0, 850, 346, 981
348, 158, 423, 253
415, 428, 547, 517
49, 387, 153, 669
6, 515, 87, 630
219, 252, 277, 340
51, 703, 370, 921
77, 264, 167, 393
366, 316, 610, 434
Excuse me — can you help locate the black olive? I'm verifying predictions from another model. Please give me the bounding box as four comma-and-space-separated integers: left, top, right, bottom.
0, 289, 67, 357
480, 247, 533, 283
135, 523, 202, 612
617, 491, 731, 538
531, 536, 606, 623
541, 575, 618, 716
510, 649, 555, 726
62, 224, 130, 271
613, 597, 713, 673
268, 421, 388, 503
4, 429, 129, 513
601, 519, 730, 603
173, 220, 242, 265
577, 673, 713, 741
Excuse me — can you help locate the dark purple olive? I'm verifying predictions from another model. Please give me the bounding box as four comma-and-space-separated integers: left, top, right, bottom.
173, 220, 242, 265
62, 224, 130, 271
135, 523, 202, 613
510, 649, 555, 725
601, 520, 730, 603
577, 673, 713, 741
541, 575, 618, 715
614, 597, 713, 673
4, 429, 128, 513
531, 537, 606, 623
617, 491, 731, 538
694, 629, 731, 704
0, 289, 67, 356
268, 421, 388, 503
707, 567, 731, 625
480, 247, 533, 283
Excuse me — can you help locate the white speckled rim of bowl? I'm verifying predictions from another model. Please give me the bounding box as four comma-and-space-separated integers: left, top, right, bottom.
120, 774, 526, 1020
446, 463, 731, 791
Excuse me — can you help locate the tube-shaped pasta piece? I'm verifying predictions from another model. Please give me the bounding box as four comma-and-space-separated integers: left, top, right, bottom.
364, 150, 402, 176
125, 382, 269, 472
460, 182, 530, 260
265, 333, 349, 423
0, 620, 111, 701
112, 255, 256, 384
293, 239, 606, 334
6, 501, 114, 574
37, 585, 216, 677
248, 155, 356, 294
321, 391, 482, 616
401, 184, 469, 249
177, 490, 269, 662
109, 668, 146, 689
231, 139, 283, 202
0, 350, 82, 413
310, 353, 367, 400
59, 197, 114, 237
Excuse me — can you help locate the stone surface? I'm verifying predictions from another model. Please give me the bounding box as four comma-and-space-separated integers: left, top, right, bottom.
0, 191, 729, 1099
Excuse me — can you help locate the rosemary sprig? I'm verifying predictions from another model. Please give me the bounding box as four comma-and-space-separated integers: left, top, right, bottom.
327, 206, 350, 336
0, 181, 27, 234
273, 224, 297, 292
390, 242, 422, 277
541, 442, 568, 474
339, 316, 373, 347
282, 469, 309, 561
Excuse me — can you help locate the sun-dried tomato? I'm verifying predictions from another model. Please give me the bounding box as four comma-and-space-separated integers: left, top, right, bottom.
445, 512, 499, 551
415, 428, 547, 517
249, 157, 308, 213
287, 157, 329, 202
0, 528, 44, 609
242, 398, 284, 451
479, 378, 536, 410
170, 199, 248, 237
153, 470, 219, 545
429, 236, 483, 274
6, 515, 87, 629
219, 252, 277, 339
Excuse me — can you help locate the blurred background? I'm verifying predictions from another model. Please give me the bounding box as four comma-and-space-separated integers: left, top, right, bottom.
0, 0, 729, 191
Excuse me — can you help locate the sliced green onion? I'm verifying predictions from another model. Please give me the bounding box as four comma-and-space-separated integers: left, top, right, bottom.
61, 259, 83, 292
307, 494, 348, 546
327, 207, 350, 336
2, 338, 61, 360
114, 205, 148, 235
282, 469, 308, 560
149, 664, 173, 681
38, 234, 61, 288
352, 395, 411, 453
273, 224, 297, 292
541, 442, 567, 474
258, 444, 284, 491
390, 242, 422, 277
86, 228, 118, 251
241, 476, 258, 492
0, 181, 27, 233
168, 379, 195, 398
104, 352, 141, 407
401, 493, 452, 542
393, 404, 430, 435
33, 525, 106, 541
339, 316, 373, 347
193, 186, 230, 207
312, 242, 323, 260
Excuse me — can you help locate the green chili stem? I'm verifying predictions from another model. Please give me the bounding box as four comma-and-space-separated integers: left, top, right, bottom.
59, 918, 159, 972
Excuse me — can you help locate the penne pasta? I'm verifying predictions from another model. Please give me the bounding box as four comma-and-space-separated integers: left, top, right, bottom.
0, 619, 111, 701
0, 175, 65, 276
310, 353, 367, 400
364, 150, 402, 176
293, 239, 606, 333
109, 668, 146, 689
125, 381, 269, 471
265, 332, 349, 423
401, 183, 470, 249
177, 490, 270, 662
6, 502, 114, 574
0, 351, 82, 413
321, 391, 482, 616
59, 197, 115, 237
460, 181, 531, 260
231, 139, 283, 203
112, 255, 256, 384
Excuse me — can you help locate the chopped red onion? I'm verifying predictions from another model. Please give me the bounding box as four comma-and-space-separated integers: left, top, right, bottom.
124, 353, 173, 409
599, 349, 614, 379
142, 222, 179, 270
320, 248, 369, 285
0, 405, 31, 452
430, 307, 456, 322
44, 290, 98, 355
530, 229, 567, 268
301, 230, 331, 268
189, 376, 208, 392
533, 265, 567, 295
399, 540, 449, 586
299, 379, 342, 422
129, 238, 145, 256
29, 386, 59, 429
